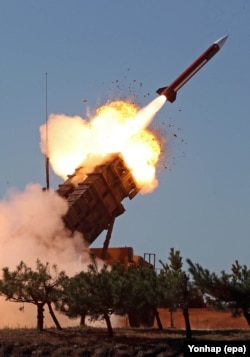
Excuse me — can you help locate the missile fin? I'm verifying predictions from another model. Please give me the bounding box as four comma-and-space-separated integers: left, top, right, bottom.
167, 91, 177, 103
156, 86, 168, 95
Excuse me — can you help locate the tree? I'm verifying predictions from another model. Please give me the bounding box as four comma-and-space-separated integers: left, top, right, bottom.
125, 266, 163, 329
55, 270, 95, 327
159, 248, 200, 338
57, 259, 128, 337
83, 261, 130, 337
187, 258, 250, 326
0, 260, 66, 331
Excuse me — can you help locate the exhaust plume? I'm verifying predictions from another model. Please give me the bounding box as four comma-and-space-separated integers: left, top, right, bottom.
40, 97, 166, 193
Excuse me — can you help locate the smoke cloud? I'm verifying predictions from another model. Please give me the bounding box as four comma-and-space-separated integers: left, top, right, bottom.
0, 184, 89, 271
0, 184, 92, 327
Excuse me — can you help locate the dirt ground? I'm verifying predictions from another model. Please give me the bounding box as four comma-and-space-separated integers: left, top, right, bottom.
119, 307, 249, 330
0, 309, 249, 356
154, 308, 250, 330
0, 326, 249, 357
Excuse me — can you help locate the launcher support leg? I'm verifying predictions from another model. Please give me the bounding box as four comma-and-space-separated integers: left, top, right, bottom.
101, 216, 115, 260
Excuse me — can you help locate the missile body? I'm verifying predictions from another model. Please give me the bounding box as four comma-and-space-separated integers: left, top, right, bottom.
156, 36, 228, 102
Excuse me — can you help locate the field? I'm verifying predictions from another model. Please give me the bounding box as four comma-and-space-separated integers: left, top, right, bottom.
0, 326, 250, 357
0, 309, 249, 356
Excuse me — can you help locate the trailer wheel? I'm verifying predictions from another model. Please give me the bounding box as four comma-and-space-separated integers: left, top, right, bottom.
128, 305, 155, 328
138, 304, 155, 327
128, 310, 140, 327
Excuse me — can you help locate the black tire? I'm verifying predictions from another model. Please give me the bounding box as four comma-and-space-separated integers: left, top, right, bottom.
128, 304, 155, 328
138, 304, 155, 327
128, 310, 140, 327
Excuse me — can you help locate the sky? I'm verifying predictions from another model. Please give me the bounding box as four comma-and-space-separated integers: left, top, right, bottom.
0, 0, 250, 275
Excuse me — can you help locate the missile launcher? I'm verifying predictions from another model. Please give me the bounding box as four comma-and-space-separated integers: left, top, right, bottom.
57, 153, 139, 244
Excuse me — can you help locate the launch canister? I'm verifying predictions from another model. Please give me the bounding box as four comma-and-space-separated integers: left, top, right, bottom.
156, 35, 228, 103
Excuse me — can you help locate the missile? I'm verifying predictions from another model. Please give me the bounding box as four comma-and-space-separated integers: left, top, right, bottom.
156, 35, 228, 102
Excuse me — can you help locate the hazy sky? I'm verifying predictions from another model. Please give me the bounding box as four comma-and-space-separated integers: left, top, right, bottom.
0, 0, 250, 273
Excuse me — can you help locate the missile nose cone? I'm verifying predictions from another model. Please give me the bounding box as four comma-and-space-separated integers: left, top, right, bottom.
214, 35, 228, 49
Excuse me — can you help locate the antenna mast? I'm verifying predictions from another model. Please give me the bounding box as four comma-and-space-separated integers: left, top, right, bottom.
45, 72, 50, 189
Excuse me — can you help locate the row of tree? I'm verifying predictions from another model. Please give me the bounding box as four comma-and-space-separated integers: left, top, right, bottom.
0, 248, 250, 338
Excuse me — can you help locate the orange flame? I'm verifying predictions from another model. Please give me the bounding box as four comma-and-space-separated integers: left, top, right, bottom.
40, 97, 166, 193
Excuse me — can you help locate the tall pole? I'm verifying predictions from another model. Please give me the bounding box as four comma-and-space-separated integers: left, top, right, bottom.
45, 72, 50, 190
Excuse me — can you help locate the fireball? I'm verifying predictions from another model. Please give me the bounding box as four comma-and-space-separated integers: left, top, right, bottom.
40, 97, 165, 193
